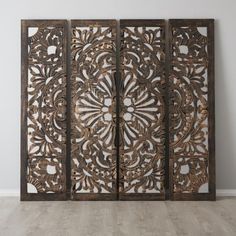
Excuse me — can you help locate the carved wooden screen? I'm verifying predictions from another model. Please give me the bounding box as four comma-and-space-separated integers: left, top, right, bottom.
168, 19, 215, 200
21, 20, 68, 200
70, 20, 117, 200
119, 20, 167, 200
21, 19, 215, 201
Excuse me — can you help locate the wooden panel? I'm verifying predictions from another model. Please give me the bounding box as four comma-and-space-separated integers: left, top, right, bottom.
168, 19, 215, 200
21, 20, 68, 200
20, 19, 215, 201
70, 20, 117, 200
119, 20, 166, 200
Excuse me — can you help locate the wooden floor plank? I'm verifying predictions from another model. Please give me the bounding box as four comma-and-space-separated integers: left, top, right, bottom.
0, 197, 235, 236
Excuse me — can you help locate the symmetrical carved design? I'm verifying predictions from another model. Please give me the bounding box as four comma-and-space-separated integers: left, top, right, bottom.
71, 21, 117, 194
169, 22, 210, 193
119, 21, 166, 194
21, 19, 214, 201
26, 22, 67, 193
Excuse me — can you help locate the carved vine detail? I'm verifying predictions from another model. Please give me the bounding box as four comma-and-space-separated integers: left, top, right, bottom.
119, 26, 166, 193
27, 26, 66, 193
71, 25, 117, 193
170, 26, 209, 193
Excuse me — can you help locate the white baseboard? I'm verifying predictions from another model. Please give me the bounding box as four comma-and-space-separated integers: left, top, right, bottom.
0, 189, 19, 197
216, 189, 236, 197
0, 189, 235, 197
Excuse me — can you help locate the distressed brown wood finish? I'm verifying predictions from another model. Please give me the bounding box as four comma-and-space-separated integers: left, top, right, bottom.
21, 19, 215, 201
168, 19, 215, 200
119, 20, 166, 200
70, 20, 117, 200
21, 20, 68, 201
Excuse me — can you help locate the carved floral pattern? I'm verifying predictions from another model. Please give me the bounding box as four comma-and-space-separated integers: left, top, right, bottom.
26, 25, 67, 193
170, 26, 209, 193
71, 24, 117, 193
119, 25, 166, 193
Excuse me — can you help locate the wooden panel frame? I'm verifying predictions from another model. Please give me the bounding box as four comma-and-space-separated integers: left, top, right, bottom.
70, 19, 118, 201
21, 20, 69, 201
119, 19, 167, 201
168, 19, 215, 201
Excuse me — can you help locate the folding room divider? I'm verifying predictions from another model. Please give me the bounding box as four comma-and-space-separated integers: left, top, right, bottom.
21, 19, 215, 201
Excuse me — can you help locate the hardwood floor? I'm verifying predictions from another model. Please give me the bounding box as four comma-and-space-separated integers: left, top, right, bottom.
0, 197, 235, 236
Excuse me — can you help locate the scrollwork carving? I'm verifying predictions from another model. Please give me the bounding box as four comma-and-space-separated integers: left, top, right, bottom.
119, 24, 166, 194
170, 25, 210, 193
26, 23, 67, 193
71, 22, 117, 194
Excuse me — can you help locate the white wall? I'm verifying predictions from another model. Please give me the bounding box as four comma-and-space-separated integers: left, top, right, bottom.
0, 0, 235, 193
